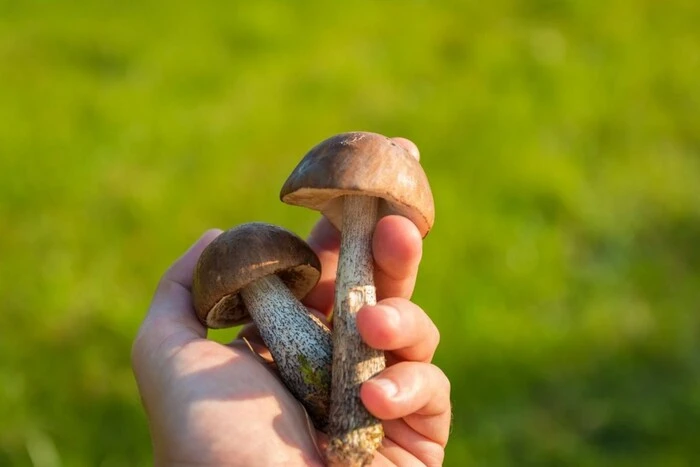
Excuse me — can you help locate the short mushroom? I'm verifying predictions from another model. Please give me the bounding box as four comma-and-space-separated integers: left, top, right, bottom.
280, 132, 435, 466
192, 222, 333, 430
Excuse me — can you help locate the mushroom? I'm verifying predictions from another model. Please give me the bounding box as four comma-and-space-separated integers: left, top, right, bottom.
280, 132, 435, 466
192, 222, 333, 430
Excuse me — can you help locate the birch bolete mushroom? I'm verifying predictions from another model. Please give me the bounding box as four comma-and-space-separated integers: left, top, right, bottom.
280, 132, 435, 466
192, 222, 333, 430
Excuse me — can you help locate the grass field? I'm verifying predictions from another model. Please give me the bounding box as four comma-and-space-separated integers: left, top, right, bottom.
1, 1, 699, 465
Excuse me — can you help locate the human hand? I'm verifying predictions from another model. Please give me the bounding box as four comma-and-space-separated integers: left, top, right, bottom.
131, 148, 450, 467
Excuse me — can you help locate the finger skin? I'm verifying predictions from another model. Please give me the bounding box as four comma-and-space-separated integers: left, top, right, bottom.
382, 419, 445, 466
148, 229, 222, 324
361, 362, 451, 446
357, 298, 440, 363
303, 218, 340, 316
377, 436, 427, 466
373, 216, 423, 301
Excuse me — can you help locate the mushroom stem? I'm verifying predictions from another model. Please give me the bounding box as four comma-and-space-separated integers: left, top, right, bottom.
240, 274, 333, 430
327, 194, 385, 466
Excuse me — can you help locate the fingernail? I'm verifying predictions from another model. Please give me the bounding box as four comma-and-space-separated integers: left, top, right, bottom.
370, 377, 399, 398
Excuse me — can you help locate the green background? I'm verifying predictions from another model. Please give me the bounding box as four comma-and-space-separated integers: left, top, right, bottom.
1, 0, 699, 465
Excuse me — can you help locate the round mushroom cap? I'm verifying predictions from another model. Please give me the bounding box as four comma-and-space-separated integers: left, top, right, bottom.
192, 222, 322, 329
280, 132, 435, 237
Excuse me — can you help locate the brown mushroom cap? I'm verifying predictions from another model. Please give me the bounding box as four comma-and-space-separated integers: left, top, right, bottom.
280, 132, 435, 237
192, 222, 322, 328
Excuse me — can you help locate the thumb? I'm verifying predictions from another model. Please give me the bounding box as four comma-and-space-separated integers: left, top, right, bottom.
132, 229, 222, 365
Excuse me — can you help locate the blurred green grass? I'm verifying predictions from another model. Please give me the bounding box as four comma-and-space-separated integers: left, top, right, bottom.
1, 0, 699, 465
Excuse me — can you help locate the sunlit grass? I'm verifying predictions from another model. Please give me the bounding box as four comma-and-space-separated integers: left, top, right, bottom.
1, 1, 699, 465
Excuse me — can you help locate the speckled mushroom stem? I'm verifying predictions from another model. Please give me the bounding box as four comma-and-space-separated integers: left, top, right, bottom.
239, 274, 333, 430
326, 195, 385, 466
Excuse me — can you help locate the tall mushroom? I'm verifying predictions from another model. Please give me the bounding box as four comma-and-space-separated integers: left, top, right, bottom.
192, 222, 333, 430
280, 132, 435, 466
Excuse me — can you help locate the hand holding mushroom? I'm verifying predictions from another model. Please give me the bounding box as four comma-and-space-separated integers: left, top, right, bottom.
131, 136, 451, 466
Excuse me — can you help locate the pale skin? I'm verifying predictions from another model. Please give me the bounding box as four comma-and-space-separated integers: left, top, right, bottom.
131, 143, 451, 467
